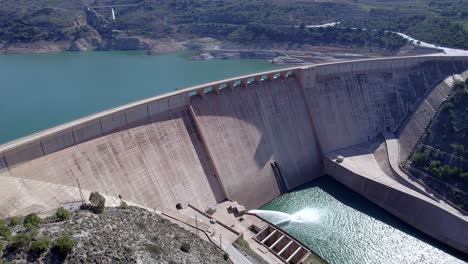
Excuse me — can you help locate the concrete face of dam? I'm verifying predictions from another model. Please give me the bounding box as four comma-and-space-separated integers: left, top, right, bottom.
190, 78, 321, 208
0, 56, 467, 253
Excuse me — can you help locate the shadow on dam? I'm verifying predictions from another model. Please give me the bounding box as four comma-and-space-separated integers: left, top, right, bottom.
190, 77, 322, 207
285, 176, 468, 262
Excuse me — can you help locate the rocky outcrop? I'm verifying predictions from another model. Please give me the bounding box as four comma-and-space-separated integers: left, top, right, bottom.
67, 26, 104, 52
1, 207, 226, 263
110, 37, 151, 51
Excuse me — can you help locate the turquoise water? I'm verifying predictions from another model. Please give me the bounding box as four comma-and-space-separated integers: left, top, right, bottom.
0, 51, 279, 144
260, 177, 467, 264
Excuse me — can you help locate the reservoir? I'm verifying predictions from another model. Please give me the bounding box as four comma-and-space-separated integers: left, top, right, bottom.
0, 51, 279, 144
259, 176, 467, 264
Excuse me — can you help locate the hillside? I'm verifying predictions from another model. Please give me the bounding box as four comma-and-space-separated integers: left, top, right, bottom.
408, 78, 468, 211
0, 0, 466, 55
0, 206, 227, 264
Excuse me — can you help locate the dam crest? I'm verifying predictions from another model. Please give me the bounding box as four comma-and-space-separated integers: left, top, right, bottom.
0, 56, 467, 253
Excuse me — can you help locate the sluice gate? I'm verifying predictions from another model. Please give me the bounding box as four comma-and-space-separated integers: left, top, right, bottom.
254, 224, 312, 263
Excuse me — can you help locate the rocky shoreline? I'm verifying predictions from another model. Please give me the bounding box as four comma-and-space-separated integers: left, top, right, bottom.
0, 36, 443, 65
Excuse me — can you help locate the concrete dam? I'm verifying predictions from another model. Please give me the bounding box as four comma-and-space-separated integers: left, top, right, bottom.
0, 56, 467, 254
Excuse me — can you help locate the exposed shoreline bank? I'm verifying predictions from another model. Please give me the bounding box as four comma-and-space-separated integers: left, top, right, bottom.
0, 36, 446, 65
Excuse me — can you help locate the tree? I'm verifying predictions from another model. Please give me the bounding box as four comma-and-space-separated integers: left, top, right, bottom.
9, 216, 22, 226
412, 152, 427, 167
30, 236, 51, 254
53, 234, 75, 256
23, 213, 41, 229
55, 208, 70, 221
89, 192, 105, 214
0, 220, 11, 240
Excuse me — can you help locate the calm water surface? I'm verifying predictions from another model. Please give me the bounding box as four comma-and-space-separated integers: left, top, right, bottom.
260, 177, 467, 264
0, 51, 279, 144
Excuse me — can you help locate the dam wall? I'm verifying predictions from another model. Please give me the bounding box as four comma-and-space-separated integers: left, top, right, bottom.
302, 57, 468, 154
0, 107, 225, 216
190, 77, 322, 209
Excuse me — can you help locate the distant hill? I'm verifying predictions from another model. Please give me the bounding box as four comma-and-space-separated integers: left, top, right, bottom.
0, 0, 466, 54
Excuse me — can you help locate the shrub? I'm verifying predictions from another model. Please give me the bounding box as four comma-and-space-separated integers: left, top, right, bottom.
53, 234, 75, 256
460, 172, 468, 182
10, 229, 37, 249
30, 236, 51, 254
9, 216, 22, 227
454, 80, 465, 89
412, 152, 427, 167
0, 241, 3, 256
89, 192, 106, 214
55, 208, 70, 221
223, 252, 230, 261
146, 243, 163, 256
119, 201, 129, 209
23, 213, 41, 228
180, 242, 191, 253
0, 220, 11, 240
235, 237, 250, 250
135, 221, 147, 231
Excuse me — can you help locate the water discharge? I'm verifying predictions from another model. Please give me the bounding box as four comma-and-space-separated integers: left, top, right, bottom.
249, 208, 320, 225
260, 177, 467, 264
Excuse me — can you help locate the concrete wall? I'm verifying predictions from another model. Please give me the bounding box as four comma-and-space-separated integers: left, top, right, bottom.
398, 72, 468, 160
324, 157, 468, 253
0, 107, 224, 217
190, 77, 322, 209
302, 57, 468, 154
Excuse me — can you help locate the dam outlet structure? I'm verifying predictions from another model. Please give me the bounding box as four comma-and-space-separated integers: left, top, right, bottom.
0, 56, 467, 255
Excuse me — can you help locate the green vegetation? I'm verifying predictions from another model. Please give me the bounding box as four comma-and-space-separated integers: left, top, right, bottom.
179, 242, 191, 253
119, 201, 129, 209
8, 216, 22, 227
146, 243, 163, 256
30, 236, 51, 254
180, 23, 407, 51
1, 0, 466, 51
89, 192, 106, 214
10, 229, 38, 250
53, 234, 75, 256
55, 207, 70, 221
23, 213, 41, 229
233, 237, 269, 264
0, 220, 11, 241
342, 9, 468, 49
409, 78, 468, 209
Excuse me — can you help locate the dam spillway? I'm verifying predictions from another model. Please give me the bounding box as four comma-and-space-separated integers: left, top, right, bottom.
0, 56, 467, 255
